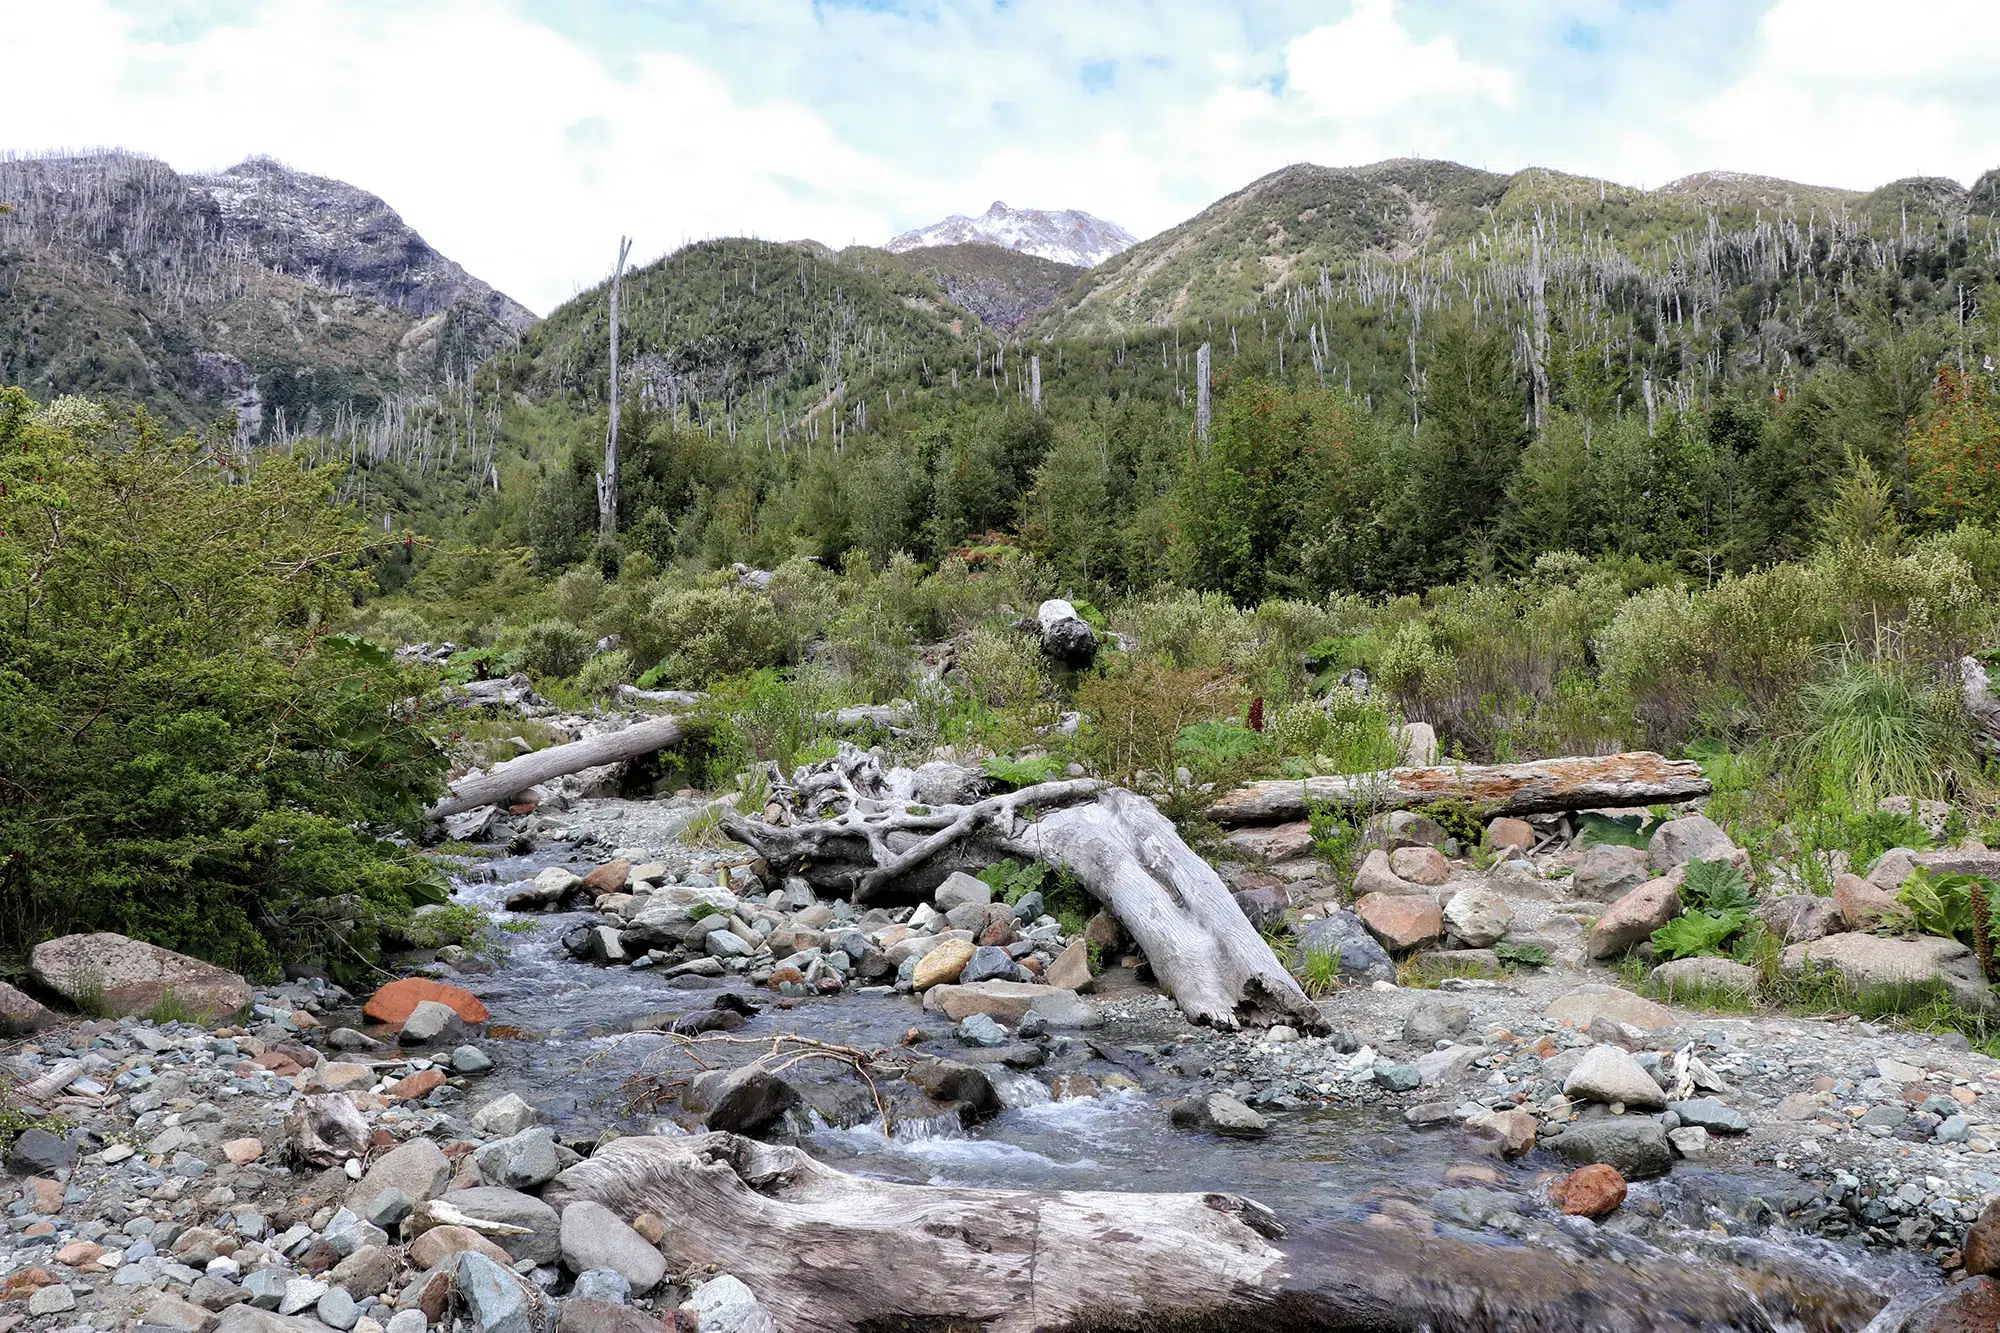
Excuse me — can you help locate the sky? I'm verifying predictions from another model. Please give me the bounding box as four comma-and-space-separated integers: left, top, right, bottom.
7, 0, 1999, 315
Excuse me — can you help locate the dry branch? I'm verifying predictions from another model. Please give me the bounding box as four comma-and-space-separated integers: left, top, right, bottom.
428, 712, 703, 819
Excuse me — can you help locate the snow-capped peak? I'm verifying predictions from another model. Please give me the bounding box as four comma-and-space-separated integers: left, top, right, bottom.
885, 201, 1135, 269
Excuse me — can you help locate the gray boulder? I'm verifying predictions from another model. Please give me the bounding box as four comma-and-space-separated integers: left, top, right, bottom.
933, 872, 992, 913
346, 1137, 449, 1210
474, 1127, 560, 1190
457, 1251, 532, 1333
1572, 845, 1651, 900
399, 1000, 465, 1047
1647, 815, 1738, 873
1036, 599, 1098, 667
430, 1188, 559, 1265
1551, 1118, 1673, 1180
1170, 1092, 1269, 1139
1295, 912, 1394, 983
558, 1201, 665, 1294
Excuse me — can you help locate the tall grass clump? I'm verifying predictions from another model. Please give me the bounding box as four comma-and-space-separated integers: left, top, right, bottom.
1789, 658, 1974, 807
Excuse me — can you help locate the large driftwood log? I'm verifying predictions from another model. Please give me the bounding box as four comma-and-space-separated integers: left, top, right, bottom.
1210, 751, 1711, 825
722, 747, 1321, 1031
543, 1134, 1873, 1333
428, 713, 702, 819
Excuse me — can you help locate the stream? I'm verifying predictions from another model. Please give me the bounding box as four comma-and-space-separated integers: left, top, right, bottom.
433, 811, 1944, 1330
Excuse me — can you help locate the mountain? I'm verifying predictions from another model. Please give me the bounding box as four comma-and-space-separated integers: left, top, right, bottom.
838, 243, 1083, 333
195, 158, 537, 330
0, 151, 530, 438
886, 201, 1135, 268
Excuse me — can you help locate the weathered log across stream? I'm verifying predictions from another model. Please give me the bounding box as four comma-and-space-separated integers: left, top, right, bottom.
544, 1133, 1883, 1333
1209, 752, 1712, 825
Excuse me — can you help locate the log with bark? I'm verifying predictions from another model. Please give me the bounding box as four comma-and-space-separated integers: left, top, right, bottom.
428, 713, 703, 820
722, 746, 1322, 1032
1209, 751, 1711, 826
543, 1133, 1877, 1333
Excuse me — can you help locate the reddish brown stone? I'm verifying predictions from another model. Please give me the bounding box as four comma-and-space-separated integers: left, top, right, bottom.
390, 1069, 447, 1101
1353, 893, 1444, 952
578, 860, 633, 897
253, 1052, 303, 1077
1904, 1276, 2000, 1333
0, 1267, 58, 1299
1549, 1164, 1628, 1218
977, 918, 1020, 948
766, 967, 805, 988
1963, 1204, 2000, 1276
363, 979, 489, 1026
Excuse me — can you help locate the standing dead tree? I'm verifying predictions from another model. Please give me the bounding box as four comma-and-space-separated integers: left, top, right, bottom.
597, 234, 633, 540
720, 746, 1324, 1033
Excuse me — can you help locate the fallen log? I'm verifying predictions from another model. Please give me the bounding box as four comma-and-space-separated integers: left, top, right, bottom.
428, 713, 703, 819
722, 746, 1320, 1031
1210, 751, 1711, 826
1964, 655, 2000, 758
543, 1133, 1874, 1333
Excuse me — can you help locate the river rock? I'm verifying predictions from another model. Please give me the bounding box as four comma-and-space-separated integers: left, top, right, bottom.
410, 1225, 514, 1271
1294, 911, 1394, 983
683, 1273, 778, 1333
912, 940, 976, 991
1463, 1108, 1538, 1157
28, 932, 252, 1020
1898, 1274, 2000, 1333
475, 1126, 561, 1190
1395, 721, 1438, 767
347, 1137, 449, 1209
956, 1013, 1009, 1047
1755, 894, 1843, 944
1170, 1092, 1268, 1139
701, 1061, 803, 1136
1780, 933, 1996, 1012
1036, 599, 1098, 666
1564, 1045, 1667, 1110
1832, 873, 1912, 931
925, 981, 1075, 1024
559, 1201, 665, 1294
1551, 1119, 1673, 1180
1963, 1203, 2000, 1276
364, 978, 490, 1026
1355, 894, 1443, 952
472, 1093, 540, 1137
1572, 845, 1651, 900
578, 860, 632, 898
1649, 957, 1758, 997
1866, 847, 1921, 891
1647, 815, 1739, 872
958, 945, 1020, 985
329, 1244, 396, 1297
286, 1093, 370, 1167
1486, 818, 1536, 855
1024, 989, 1101, 1029
458, 1252, 532, 1333
559, 1300, 672, 1333
1543, 985, 1674, 1031
1667, 1097, 1749, 1134
572, 1272, 633, 1306
1443, 887, 1512, 948
399, 1000, 466, 1046
902, 1057, 1003, 1121
1226, 822, 1315, 863
1044, 940, 1092, 992
6, 1126, 75, 1175
424, 1188, 559, 1265
1585, 877, 1681, 958
1353, 849, 1422, 897
933, 872, 992, 913
1404, 996, 1470, 1046
0, 979, 57, 1034
1548, 1164, 1627, 1217
1388, 846, 1449, 886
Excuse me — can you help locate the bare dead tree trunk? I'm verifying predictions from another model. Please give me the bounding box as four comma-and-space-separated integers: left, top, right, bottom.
1030, 353, 1042, 412
428, 712, 700, 819
541, 1134, 1871, 1333
1196, 341, 1212, 443
1209, 753, 1710, 826
597, 235, 633, 541
720, 748, 1322, 1031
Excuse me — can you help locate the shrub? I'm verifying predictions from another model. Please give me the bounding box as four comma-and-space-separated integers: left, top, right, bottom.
551, 564, 608, 624
1077, 661, 1245, 787
574, 649, 633, 702
516, 619, 593, 679
640, 587, 788, 687
0, 388, 449, 981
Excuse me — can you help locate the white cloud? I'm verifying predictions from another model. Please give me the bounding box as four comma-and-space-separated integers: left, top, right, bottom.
1283, 0, 1513, 119
5, 0, 914, 313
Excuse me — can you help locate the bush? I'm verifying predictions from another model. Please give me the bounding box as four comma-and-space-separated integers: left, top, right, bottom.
1077, 661, 1245, 787
516, 619, 592, 679
0, 388, 448, 981
574, 648, 633, 701
639, 587, 787, 687
1790, 659, 1974, 807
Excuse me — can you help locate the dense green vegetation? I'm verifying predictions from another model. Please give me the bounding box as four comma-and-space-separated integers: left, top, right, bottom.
0, 389, 450, 981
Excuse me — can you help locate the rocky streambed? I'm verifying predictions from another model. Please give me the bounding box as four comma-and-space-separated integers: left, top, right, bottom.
4, 788, 2000, 1331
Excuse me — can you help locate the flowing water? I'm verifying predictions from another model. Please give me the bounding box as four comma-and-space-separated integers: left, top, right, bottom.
440, 832, 1942, 1329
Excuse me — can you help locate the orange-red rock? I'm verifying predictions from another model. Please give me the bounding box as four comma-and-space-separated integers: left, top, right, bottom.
1549, 1164, 1627, 1217
578, 860, 633, 897
363, 979, 489, 1027
389, 1069, 447, 1101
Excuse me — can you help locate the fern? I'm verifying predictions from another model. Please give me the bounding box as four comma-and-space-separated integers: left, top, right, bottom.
981, 753, 1064, 790
976, 858, 1051, 904
1173, 719, 1266, 765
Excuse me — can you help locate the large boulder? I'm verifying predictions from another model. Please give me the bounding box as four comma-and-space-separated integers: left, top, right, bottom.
1036, 599, 1098, 667
1571, 846, 1651, 901
1388, 847, 1449, 886
28, 933, 251, 1020
1779, 933, 1995, 1013
1832, 873, 1912, 931
1550, 1119, 1673, 1180
932, 872, 992, 913
558, 1202, 665, 1294
1755, 894, 1842, 944
1354, 894, 1443, 952
1562, 1045, 1667, 1111
362, 979, 489, 1027
1442, 887, 1512, 948
0, 980, 56, 1034
1352, 850, 1423, 897
347, 1138, 450, 1210
697, 1062, 803, 1136
1295, 912, 1394, 983
1543, 985, 1674, 1031
1646, 815, 1739, 873
1649, 957, 1758, 998
922, 981, 1076, 1024
412, 1188, 558, 1265
1585, 877, 1680, 959
1395, 722, 1439, 767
